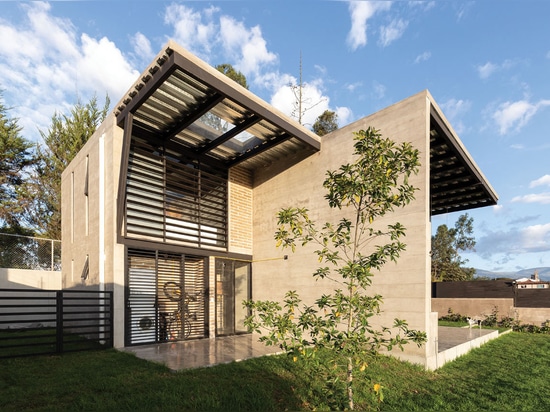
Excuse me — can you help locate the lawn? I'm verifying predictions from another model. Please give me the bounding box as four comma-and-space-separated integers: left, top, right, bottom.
1, 332, 549, 411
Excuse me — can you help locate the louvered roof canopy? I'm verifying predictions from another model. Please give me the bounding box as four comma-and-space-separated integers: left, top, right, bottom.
429, 103, 498, 215
115, 41, 320, 171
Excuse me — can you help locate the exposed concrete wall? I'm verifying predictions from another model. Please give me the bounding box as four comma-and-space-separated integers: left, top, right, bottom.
61, 113, 126, 347
433, 298, 550, 326
0, 268, 61, 290
432, 298, 515, 320
251, 91, 433, 367
514, 308, 550, 325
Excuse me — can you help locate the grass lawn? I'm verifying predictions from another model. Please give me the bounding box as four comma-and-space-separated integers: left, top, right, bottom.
1, 332, 549, 411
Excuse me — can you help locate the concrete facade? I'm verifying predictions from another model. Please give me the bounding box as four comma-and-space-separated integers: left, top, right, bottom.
61, 42, 497, 369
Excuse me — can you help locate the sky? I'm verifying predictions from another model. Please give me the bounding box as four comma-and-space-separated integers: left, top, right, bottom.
1, 1, 549, 273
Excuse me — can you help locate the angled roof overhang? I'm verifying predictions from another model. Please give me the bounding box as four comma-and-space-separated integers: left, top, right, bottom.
114, 41, 320, 171
429, 102, 498, 215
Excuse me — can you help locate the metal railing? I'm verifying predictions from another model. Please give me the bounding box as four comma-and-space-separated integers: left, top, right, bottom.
0, 288, 113, 358
0, 233, 61, 271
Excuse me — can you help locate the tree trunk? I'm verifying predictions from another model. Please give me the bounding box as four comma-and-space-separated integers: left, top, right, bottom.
347, 356, 354, 410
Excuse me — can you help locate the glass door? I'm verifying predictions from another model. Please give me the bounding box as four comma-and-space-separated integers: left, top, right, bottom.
215, 259, 250, 336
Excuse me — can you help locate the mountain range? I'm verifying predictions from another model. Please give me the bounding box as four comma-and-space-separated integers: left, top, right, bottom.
475, 267, 550, 282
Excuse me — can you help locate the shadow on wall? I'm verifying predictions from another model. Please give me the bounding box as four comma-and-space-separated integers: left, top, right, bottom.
0, 268, 62, 290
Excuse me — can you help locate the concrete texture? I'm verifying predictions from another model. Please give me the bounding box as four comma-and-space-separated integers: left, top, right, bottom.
121, 327, 501, 372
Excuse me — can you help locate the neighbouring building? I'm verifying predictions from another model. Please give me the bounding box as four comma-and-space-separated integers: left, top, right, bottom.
61, 41, 498, 369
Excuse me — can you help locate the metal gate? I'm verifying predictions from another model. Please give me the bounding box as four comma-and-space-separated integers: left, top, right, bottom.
126, 249, 207, 345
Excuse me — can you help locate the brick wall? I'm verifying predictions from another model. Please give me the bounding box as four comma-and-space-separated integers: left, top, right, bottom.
228, 167, 253, 254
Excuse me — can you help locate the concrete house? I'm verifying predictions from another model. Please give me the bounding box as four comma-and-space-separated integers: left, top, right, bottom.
61, 41, 498, 369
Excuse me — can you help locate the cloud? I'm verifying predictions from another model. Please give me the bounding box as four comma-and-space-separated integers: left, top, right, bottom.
345, 81, 363, 92
270, 79, 329, 127
346, 1, 391, 50
492, 99, 550, 134
378, 18, 408, 47
131, 32, 154, 63
509, 215, 541, 225
372, 81, 386, 99
512, 193, 550, 204
476, 223, 550, 259
414, 51, 431, 64
477, 62, 497, 79
529, 175, 550, 188
163, 3, 219, 58
476, 59, 515, 79
440, 98, 471, 134
0, 2, 139, 141
219, 16, 277, 78
440, 98, 471, 120
335, 106, 352, 127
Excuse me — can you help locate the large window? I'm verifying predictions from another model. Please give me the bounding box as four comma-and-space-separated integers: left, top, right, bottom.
125, 136, 228, 249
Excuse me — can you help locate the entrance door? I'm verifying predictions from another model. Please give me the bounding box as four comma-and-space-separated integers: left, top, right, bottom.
215, 259, 250, 336
126, 249, 207, 345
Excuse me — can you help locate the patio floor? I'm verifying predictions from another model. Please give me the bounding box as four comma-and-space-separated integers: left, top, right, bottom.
121, 327, 500, 372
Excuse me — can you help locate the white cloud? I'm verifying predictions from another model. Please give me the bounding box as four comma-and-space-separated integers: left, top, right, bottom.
335, 106, 352, 127
378, 18, 408, 47
530, 175, 550, 188
372, 81, 386, 99
476, 222, 550, 259
345, 81, 363, 92
163, 3, 218, 58
510, 144, 525, 150
440, 98, 471, 121
440, 98, 471, 134
346, 1, 391, 50
477, 62, 497, 79
131, 32, 154, 62
492, 99, 550, 135
270, 80, 329, 127
521, 223, 550, 253
512, 193, 550, 204
414, 51, 431, 64
0, 2, 139, 141
219, 16, 277, 78
477, 59, 515, 79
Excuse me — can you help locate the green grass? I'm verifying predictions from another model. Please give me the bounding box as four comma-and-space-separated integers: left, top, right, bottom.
1, 332, 549, 411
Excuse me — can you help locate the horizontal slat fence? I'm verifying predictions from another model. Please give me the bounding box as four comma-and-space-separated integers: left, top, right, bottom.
0, 289, 113, 358
432, 280, 550, 308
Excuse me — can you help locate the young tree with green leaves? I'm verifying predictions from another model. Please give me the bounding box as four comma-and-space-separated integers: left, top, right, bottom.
18, 95, 109, 239
431, 213, 476, 282
0, 92, 36, 234
245, 127, 427, 410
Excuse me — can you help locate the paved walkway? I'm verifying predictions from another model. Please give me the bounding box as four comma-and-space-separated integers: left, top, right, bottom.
121, 334, 282, 371
122, 327, 499, 371
437, 325, 496, 352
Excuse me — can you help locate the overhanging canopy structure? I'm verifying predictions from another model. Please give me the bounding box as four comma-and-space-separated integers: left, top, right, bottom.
429, 104, 498, 215
114, 41, 320, 172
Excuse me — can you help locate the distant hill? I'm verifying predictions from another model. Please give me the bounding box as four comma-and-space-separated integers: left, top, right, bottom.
475, 267, 550, 282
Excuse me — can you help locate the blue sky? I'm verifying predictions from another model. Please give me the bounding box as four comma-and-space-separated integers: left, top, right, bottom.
1, 1, 549, 273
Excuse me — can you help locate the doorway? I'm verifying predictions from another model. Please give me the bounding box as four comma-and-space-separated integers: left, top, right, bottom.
215, 259, 251, 336
126, 249, 207, 345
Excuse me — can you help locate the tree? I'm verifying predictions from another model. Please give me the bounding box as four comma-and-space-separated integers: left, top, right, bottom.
0, 92, 36, 234
312, 109, 338, 136
289, 51, 325, 126
18, 95, 109, 239
431, 213, 476, 282
245, 127, 426, 410
215, 63, 248, 89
